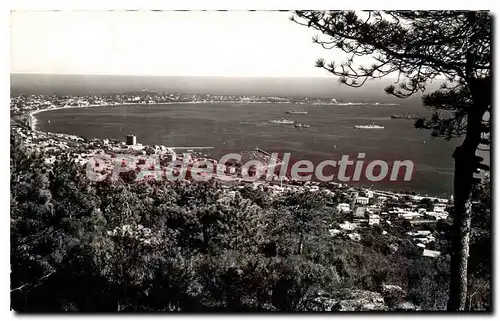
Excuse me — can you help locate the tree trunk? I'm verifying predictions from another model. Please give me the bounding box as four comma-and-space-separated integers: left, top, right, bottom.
447, 145, 474, 311
447, 108, 484, 311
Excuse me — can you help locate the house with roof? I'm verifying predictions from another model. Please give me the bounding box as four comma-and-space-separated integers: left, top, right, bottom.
356, 196, 369, 205
337, 203, 351, 213
368, 214, 381, 226
422, 249, 441, 258
433, 203, 448, 213
399, 211, 423, 220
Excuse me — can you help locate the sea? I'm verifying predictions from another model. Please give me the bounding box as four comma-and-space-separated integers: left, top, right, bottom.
13, 74, 490, 197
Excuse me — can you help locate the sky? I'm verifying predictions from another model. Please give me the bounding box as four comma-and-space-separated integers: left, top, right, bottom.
10, 10, 375, 78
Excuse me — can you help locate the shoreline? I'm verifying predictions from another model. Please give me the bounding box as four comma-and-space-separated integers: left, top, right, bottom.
28, 100, 400, 131
24, 102, 451, 200
29, 101, 195, 131
28, 101, 295, 131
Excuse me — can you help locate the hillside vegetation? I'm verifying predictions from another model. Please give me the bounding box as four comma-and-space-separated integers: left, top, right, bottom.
10, 133, 490, 312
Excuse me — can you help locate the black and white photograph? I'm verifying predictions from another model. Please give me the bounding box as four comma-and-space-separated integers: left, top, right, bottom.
9, 7, 492, 313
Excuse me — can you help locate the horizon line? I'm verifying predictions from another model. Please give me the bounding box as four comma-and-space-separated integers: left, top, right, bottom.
10, 72, 399, 80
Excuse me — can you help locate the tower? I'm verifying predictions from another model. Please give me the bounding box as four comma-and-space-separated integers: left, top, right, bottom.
126, 134, 137, 146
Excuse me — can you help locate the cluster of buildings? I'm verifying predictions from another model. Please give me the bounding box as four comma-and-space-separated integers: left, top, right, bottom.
9, 93, 290, 118
11, 123, 282, 185
10, 92, 372, 127
330, 189, 450, 258
11, 126, 83, 152
11, 93, 453, 260
13, 123, 451, 259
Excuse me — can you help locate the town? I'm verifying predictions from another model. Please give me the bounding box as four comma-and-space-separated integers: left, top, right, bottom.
10, 9, 492, 312
10, 91, 392, 130
10, 92, 453, 260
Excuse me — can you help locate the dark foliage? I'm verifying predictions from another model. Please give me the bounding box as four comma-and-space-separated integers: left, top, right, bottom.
10, 134, 489, 311
292, 10, 491, 311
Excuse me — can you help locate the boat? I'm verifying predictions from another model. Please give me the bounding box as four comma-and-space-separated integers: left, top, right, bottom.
353, 124, 385, 129
391, 114, 417, 120
269, 118, 295, 125
294, 122, 310, 128
286, 110, 308, 115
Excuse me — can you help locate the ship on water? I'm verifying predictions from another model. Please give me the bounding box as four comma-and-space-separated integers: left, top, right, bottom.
268, 118, 295, 125
286, 110, 308, 115
294, 122, 311, 128
353, 123, 385, 129
390, 114, 417, 120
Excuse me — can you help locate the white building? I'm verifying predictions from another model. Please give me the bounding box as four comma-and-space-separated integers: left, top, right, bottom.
433, 204, 447, 213
407, 230, 432, 237
337, 203, 351, 213
399, 211, 423, 220
422, 249, 441, 258
348, 233, 361, 241
308, 185, 319, 192
339, 221, 357, 231
356, 196, 369, 205
368, 214, 381, 226
329, 229, 342, 236
414, 236, 436, 244
366, 205, 381, 213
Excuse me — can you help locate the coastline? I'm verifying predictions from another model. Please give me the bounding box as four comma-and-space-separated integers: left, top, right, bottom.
23, 102, 451, 201
30, 102, 142, 131
28, 100, 399, 131
28, 100, 294, 131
